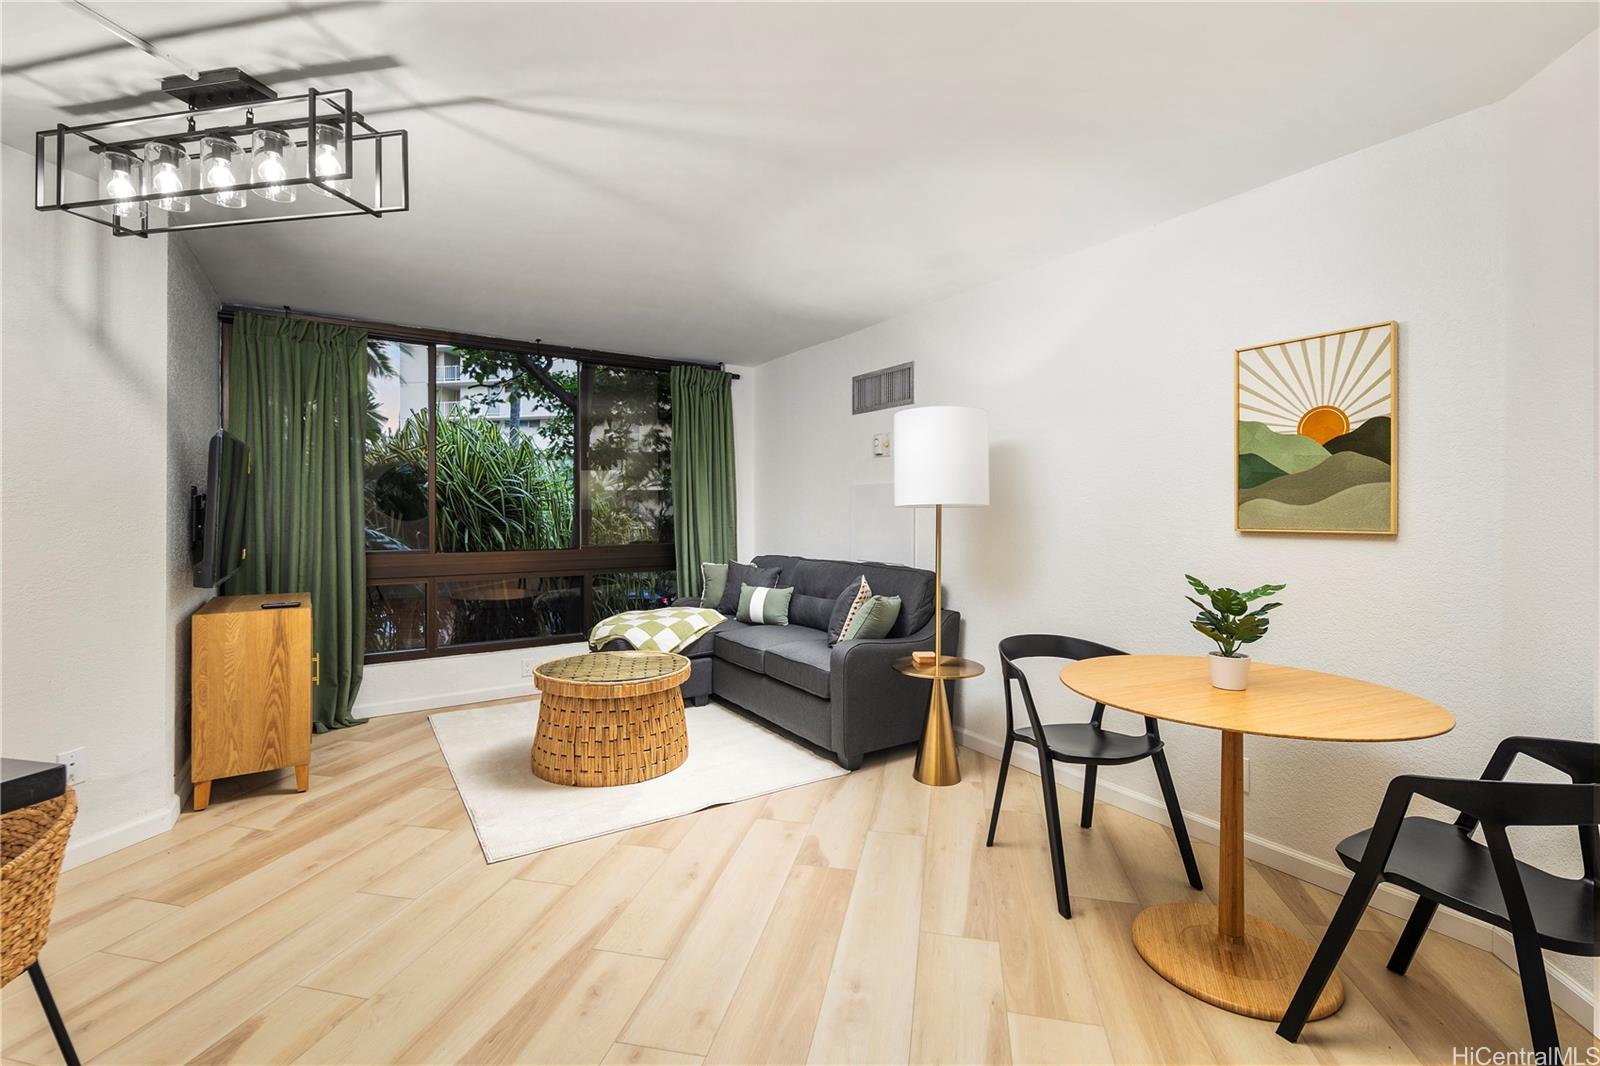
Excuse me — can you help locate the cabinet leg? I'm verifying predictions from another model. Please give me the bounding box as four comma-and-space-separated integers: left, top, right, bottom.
295, 764, 309, 792
193, 780, 211, 811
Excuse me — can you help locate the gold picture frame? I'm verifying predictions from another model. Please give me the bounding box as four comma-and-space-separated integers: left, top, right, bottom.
1235, 321, 1397, 536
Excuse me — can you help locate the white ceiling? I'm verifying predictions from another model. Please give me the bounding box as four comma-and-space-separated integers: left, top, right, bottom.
4, 2, 1595, 363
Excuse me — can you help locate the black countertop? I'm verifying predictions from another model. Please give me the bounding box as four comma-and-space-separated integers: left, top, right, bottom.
1, 758, 68, 814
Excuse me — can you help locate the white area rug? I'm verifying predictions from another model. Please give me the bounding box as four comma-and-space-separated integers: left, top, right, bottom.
429, 698, 848, 862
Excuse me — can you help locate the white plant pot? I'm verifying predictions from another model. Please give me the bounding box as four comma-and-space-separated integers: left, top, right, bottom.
1210, 653, 1251, 691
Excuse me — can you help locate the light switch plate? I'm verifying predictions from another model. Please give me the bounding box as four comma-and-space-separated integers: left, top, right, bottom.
56, 748, 86, 787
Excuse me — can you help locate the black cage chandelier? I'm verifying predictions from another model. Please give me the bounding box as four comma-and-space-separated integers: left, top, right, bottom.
35, 68, 409, 237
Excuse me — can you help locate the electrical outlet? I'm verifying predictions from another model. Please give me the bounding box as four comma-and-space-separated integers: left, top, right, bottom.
1243, 756, 1252, 794
56, 748, 86, 787
519, 658, 536, 678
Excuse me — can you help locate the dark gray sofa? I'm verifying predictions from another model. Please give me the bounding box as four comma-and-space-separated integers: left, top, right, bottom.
661, 554, 960, 770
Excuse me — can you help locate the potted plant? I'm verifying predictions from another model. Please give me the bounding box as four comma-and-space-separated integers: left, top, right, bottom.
1184, 575, 1286, 690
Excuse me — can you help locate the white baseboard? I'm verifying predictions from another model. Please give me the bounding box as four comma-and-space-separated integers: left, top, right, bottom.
355, 682, 534, 719
63, 794, 180, 870
955, 727, 1596, 1033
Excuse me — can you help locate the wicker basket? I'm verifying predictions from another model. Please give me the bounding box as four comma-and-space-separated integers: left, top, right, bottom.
1, 790, 77, 987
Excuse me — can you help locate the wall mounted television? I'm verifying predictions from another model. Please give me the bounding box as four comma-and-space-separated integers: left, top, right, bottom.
191, 430, 251, 589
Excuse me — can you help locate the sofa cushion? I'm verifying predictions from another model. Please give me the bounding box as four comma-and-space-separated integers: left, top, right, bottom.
715, 562, 781, 615
754, 555, 935, 638
737, 584, 794, 626
788, 591, 836, 631
679, 627, 719, 659
712, 621, 815, 673
840, 594, 901, 641
828, 575, 873, 644
700, 562, 729, 608
764, 632, 833, 699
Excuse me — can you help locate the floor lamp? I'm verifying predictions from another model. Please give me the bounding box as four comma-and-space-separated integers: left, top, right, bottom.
894, 405, 990, 786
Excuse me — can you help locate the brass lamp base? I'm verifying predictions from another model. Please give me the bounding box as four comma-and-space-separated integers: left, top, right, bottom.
913, 679, 961, 786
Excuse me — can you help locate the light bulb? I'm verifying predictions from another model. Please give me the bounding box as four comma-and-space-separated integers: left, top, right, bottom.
146, 141, 190, 213
201, 135, 246, 209
106, 170, 136, 201
152, 166, 182, 194
98, 148, 144, 220
310, 121, 350, 198
251, 128, 296, 203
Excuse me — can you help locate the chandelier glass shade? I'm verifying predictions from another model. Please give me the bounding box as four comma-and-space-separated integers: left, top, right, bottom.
201, 134, 246, 208
310, 120, 350, 198
37, 72, 408, 237
97, 148, 143, 220
250, 127, 295, 203
146, 140, 191, 213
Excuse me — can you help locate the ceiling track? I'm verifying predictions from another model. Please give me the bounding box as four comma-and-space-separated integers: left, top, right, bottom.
62, 0, 199, 79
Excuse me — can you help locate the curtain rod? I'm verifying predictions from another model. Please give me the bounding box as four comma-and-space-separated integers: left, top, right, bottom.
216, 302, 740, 379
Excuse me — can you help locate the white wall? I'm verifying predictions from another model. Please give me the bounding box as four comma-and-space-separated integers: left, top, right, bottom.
748, 34, 1598, 1003
3, 144, 172, 860
0, 145, 221, 864
1499, 36, 1600, 1009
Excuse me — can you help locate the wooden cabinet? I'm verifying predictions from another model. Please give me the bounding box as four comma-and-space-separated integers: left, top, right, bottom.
190, 594, 314, 810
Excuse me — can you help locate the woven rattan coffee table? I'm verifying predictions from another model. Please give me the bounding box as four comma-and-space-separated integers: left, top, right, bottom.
530, 652, 692, 786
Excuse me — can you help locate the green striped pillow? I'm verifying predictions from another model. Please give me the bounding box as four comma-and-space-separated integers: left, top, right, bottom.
737, 584, 794, 626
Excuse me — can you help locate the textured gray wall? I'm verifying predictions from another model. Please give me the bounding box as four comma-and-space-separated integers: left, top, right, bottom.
166, 238, 220, 797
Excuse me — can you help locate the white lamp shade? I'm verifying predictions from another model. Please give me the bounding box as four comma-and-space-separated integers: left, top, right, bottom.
894, 405, 990, 507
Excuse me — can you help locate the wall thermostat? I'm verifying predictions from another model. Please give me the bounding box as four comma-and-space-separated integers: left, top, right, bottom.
871, 433, 892, 457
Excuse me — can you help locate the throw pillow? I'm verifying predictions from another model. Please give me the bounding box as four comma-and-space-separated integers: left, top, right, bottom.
788, 593, 837, 631
840, 594, 902, 641
737, 584, 794, 626
827, 576, 873, 645
717, 562, 780, 615
700, 561, 729, 608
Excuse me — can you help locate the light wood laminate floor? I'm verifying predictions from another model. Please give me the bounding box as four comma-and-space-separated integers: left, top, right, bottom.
3, 707, 1592, 1065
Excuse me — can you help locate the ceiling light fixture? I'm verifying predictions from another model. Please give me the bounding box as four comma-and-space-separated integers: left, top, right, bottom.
35, 67, 409, 237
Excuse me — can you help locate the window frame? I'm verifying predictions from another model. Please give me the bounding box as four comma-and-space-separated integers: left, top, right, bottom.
219, 306, 687, 664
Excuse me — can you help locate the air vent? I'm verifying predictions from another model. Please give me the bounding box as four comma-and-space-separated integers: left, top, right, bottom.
852, 362, 914, 414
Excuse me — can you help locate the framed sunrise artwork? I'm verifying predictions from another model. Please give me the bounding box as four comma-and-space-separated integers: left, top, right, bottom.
1235, 321, 1398, 535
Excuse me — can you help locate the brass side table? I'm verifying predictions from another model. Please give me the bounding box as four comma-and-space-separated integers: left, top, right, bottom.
893, 655, 985, 785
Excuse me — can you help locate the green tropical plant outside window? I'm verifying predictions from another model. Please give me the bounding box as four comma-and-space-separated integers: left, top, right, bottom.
356, 329, 680, 660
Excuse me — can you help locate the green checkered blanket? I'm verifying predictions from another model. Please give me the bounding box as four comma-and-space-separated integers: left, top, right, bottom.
588, 606, 726, 654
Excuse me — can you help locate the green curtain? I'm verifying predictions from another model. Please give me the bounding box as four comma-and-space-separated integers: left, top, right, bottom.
224, 313, 368, 732
669, 365, 737, 597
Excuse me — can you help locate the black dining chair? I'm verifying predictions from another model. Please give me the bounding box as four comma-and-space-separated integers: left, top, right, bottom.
987, 634, 1203, 918
1278, 736, 1599, 1060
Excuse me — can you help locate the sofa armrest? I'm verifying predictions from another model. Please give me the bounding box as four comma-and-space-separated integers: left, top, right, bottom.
672, 597, 703, 608
828, 609, 961, 764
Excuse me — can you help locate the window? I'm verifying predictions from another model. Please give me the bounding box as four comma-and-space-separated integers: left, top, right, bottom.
435, 576, 583, 648
224, 312, 691, 661
433, 346, 578, 553
585, 365, 672, 546
366, 583, 427, 653
592, 569, 678, 619
364, 341, 430, 551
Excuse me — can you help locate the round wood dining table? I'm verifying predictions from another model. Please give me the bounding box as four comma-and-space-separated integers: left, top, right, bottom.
1059, 654, 1454, 1022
